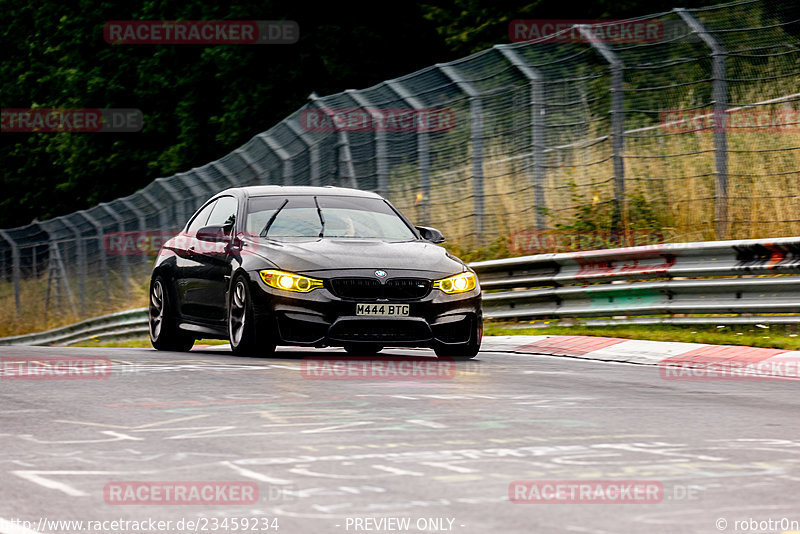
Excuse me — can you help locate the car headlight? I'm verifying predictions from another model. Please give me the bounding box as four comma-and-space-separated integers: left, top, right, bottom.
433, 272, 477, 294
259, 270, 323, 293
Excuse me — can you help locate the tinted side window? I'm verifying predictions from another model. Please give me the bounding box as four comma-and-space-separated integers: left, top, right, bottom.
186, 201, 217, 234
206, 196, 238, 231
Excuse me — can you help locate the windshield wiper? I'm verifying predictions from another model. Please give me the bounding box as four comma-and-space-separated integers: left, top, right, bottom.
259, 198, 289, 237
313, 196, 325, 238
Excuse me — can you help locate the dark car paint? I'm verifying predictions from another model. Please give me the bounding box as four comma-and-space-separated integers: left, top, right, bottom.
152, 186, 481, 346
239, 237, 462, 275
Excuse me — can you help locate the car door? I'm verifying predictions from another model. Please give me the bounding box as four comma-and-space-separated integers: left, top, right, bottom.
174, 199, 217, 320
190, 195, 239, 323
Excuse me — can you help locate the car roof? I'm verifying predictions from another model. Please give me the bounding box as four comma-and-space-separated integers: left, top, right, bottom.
220, 185, 383, 199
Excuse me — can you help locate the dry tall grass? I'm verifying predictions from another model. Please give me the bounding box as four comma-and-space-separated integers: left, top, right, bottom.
0, 269, 148, 337
387, 104, 799, 249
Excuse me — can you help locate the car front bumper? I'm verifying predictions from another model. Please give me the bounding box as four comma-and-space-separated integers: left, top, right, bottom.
246, 270, 482, 348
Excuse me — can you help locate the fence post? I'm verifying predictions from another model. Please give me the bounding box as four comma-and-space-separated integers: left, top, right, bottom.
120, 198, 147, 235
258, 133, 294, 186
57, 216, 86, 315
385, 80, 431, 225
234, 148, 270, 185
496, 45, 547, 231
172, 174, 211, 224
285, 118, 322, 187
155, 177, 192, 226
77, 210, 110, 302
346, 89, 387, 197
0, 230, 21, 314
33, 228, 78, 318
210, 161, 240, 188
178, 171, 216, 201
437, 64, 485, 243
120, 198, 151, 269
308, 94, 358, 189
578, 25, 626, 230
140, 190, 170, 234
675, 8, 729, 239
98, 202, 130, 297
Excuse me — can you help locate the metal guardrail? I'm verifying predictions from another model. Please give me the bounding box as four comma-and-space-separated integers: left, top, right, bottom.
0, 308, 148, 347
472, 237, 800, 322
1, 237, 798, 346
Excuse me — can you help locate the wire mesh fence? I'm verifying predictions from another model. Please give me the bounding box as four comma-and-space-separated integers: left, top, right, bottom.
1, 0, 798, 333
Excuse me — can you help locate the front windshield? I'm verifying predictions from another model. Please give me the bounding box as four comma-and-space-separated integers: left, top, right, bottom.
246, 195, 417, 241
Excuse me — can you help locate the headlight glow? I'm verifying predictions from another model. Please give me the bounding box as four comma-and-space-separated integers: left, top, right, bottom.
260, 270, 323, 293
433, 272, 477, 294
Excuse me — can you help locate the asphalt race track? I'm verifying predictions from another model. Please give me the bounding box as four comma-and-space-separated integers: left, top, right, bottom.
0, 344, 798, 534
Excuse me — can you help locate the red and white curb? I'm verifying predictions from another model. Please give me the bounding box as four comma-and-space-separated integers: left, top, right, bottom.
481, 335, 800, 380
193, 336, 799, 380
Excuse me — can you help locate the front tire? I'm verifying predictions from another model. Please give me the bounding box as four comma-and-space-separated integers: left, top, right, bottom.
433, 320, 481, 360
343, 343, 383, 356
434, 342, 480, 359
229, 275, 276, 357
149, 276, 195, 352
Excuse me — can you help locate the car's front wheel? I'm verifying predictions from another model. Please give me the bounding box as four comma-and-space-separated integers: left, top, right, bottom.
229, 275, 276, 357
149, 276, 195, 352
434, 340, 480, 359
343, 343, 383, 356
433, 320, 481, 360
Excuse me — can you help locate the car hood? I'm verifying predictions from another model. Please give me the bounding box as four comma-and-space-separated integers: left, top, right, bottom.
242, 237, 465, 277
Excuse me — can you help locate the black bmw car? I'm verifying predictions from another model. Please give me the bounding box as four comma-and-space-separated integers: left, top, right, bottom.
149, 186, 482, 358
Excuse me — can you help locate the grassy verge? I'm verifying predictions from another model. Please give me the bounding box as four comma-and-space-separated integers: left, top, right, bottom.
485, 322, 800, 350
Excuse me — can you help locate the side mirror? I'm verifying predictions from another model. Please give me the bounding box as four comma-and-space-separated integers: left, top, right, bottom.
196, 225, 229, 242
416, 226, 445, 244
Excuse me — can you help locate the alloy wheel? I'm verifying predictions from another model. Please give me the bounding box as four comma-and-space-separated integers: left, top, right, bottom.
149, 280, 164, 340
229, 279, 247, 347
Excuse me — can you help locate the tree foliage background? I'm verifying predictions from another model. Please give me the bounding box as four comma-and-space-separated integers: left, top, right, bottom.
1, 0, 721, 228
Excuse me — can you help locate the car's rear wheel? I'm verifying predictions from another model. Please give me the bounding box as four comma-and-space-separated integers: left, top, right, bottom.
343, 343, 383, 356
229, 275, 276, 357
149, 276, 194, 352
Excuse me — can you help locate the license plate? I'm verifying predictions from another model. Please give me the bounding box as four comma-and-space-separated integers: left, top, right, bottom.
356, 304, 409, 317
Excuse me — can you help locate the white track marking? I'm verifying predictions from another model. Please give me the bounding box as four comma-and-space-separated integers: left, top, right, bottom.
11, 470, 131, 497
221, 461, 293, 484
